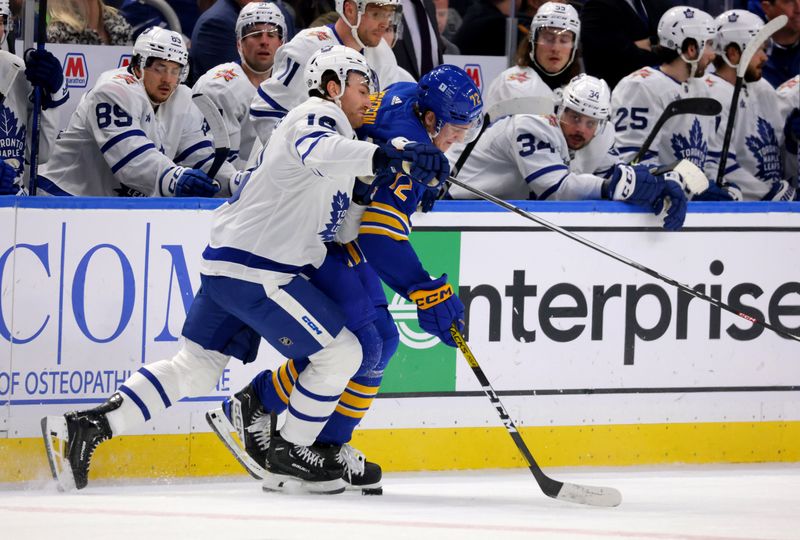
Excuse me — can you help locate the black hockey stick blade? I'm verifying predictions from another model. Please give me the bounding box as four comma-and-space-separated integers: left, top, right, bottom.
451, 327, 622, 507
630, 98, 721, 165
444, 175, 800, 343
192, 93, 230, 179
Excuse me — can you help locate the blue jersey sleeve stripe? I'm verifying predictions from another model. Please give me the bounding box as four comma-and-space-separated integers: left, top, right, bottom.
202, 245, 314, 275
257, 87, 288, 113
250, 109, 286, 118
538, 174, 568, 200
47, 92, 70, 108
36, 175, 75, 196
524, 164, 568, 184
295, 130, 333, 148
110, 143, 156, 173
173, 140, 214, 164
299, 134, 332, 163
100, 129, 148, 153
283, 60, 300, 87
192, 153, 215, 170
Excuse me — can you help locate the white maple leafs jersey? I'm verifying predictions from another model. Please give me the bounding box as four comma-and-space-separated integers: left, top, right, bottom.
612, 67, 720, 179
0, 50, 67, 191
40, 67, 234, 197
192, 62, 257, 170
703, 73, 789, 200
201, 97, 377, 284
249, 24, 413, 146
448, 113, 613, 200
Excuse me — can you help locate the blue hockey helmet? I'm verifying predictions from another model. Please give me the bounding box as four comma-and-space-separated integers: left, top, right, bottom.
417, 65, 483, 142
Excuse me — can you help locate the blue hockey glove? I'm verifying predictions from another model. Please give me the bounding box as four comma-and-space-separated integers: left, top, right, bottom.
654, 173, 688, 231
407, 274, 464, 347
175, 168, 220, 197
0, 160, 20, 195
784, 110, 800, 154
373, 137, 450, 187
603, 164, 662, 207
24, 49, 64, 95
692, 179, 742, 201
762, 180, 797, 201
419, 185, 441, 213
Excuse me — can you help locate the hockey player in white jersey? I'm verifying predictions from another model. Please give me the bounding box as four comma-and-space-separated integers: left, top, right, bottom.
450, 74, 688, 230
704, 10, 797, 200
0, 0, 69, 195
611, 6, 739, 200
41, 45, 450, 494
192, 2, 285, 169
248, 0, 413, 150
38, 27, 242, 198
777, 75, 799, 180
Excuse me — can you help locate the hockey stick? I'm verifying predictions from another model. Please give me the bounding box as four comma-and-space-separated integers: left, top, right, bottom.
0, 51, 24, 105
452, 96, 554, 177
445, 175, 800, 343
27, 0, 47, 196
715, 14, 788, 186
192, 93, 230, 179
450, 326, 622, 507
629, 98, 722, 165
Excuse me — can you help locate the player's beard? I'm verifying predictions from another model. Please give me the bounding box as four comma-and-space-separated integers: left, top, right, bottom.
744, 64, 762, 83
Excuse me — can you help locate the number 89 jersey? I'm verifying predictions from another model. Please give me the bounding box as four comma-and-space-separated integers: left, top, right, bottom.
39, 67, 210, 197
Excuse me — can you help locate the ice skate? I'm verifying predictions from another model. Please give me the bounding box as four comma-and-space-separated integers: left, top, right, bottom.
262, 431, 346, 495
316, 442, 383, 495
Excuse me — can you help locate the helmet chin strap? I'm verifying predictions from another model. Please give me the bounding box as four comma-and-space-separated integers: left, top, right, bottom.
239, 49, 271, 76
343, 12, 367, 50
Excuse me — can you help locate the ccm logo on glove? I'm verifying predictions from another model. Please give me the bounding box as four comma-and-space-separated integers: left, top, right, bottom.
409, 283, 454, 309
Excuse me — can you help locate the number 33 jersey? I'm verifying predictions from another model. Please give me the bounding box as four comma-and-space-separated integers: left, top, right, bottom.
39, 67, 215, 197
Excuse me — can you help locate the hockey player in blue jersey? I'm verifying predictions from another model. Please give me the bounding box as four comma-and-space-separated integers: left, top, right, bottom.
204, 64, 482, 494
40, 45, 450, 495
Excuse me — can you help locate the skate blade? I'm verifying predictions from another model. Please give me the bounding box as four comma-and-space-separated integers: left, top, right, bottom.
261, 472, 346, 495
205, 408, 266, 480
345, 481, 383, 494
40, 416, 77, 492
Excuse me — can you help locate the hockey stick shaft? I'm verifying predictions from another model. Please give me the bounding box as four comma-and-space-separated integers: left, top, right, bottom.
192, 93, 230, 179
446, 175, 800, 343
716, 15, 787, 186
28, 0, 48, 196
450, 326, 622, 507
630, 98, 722, 165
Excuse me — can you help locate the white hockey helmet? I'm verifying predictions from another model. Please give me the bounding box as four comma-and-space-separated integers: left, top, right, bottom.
657, 6, 715, 57
561, 74, 611, 120
335, 0, 403, 50
236, 2, 286, 42
529, 2, 581, 74
133, 27, 189, 83
304, 45, 373, 101
714, 10, 764, 67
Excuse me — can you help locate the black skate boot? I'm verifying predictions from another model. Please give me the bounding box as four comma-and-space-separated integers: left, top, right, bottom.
41, 393, 121, 491
263, 428, 346, 495
206, 383, 271, 479
315, 442, 383, 495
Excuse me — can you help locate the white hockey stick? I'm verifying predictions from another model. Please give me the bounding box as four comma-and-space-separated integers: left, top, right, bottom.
41, 416, 77, 491
192, 93, 230, 179
205, 408, 267, 480
0, 51, 24, 105
716, 14, 788, 186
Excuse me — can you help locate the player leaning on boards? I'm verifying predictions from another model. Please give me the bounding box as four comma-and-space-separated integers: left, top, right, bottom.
611, 6, 740, 201
703, 10, 798, 200
41, 45, 450, 494
248, 0, 412, 155
206, 65, 480, 495
0, 0, 69, 195
37, 27, 245, 198
449, 74, 689, 231
192, 2, 285, 170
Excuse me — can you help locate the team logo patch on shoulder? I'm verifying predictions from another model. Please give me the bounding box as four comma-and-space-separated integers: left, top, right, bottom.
778, 78, 798, 91
546, 114, 558, 127
634, 68, 651, 79
213, 68, 238, 82
507, 71, 530, 83
391, 96, 402, 105
309, 30, 331, 41
113, 73, 138, 85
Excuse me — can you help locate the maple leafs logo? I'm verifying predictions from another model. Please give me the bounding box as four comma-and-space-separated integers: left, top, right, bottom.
0, 105, 27, 174
745, 117, 782, 182
670, 119, 707, 168
318, 191, 351, 242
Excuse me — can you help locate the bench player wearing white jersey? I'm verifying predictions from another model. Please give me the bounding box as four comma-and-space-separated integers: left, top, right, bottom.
248, 0, 413, 152
704, 10, 797, 200
611, 6, 739, 201
777, 75, 799, 180
41, 45, 450, 494
38, 27, 243, 198
0, 0, 69, 195
449, 74, 689, 230
192, 3, 285, 170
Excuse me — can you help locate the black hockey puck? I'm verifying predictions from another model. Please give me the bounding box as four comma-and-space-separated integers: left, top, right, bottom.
361, 487, 383, 496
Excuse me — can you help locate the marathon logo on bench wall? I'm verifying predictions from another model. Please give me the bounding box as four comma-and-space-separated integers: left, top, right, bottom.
118, 54, 132, 69
63, 53, 89, 88
464, 64, 483, 90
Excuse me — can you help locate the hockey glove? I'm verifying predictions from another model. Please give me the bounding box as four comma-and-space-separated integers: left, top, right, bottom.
0, 160, 20, 195
407, 274, 464, 347
762, 180, 797, 202
691, 180, 742, 201
419, 185, 441, 213
654, 172, 688, 231
603, 164, 662, 208
174, 168, 220, 197
373, 137, 450, 187
24, 49, 64, 95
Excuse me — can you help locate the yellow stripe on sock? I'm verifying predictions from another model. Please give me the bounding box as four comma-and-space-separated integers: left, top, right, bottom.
272, 371, 289, 404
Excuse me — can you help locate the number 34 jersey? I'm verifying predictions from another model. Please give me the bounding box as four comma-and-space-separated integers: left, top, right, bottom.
40, 67, 216, 197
